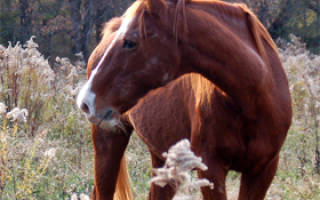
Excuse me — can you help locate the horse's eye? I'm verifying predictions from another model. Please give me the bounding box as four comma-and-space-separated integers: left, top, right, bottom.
123, 39, 136, 49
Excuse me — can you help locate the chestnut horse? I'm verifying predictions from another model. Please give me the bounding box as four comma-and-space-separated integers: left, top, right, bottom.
77, 0, 292, 199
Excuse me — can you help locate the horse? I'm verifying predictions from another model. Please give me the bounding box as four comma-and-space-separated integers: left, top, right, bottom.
76, 0, 292, 199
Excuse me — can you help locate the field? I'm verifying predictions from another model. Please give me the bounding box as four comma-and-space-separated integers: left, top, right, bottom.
0, 35, 320, 200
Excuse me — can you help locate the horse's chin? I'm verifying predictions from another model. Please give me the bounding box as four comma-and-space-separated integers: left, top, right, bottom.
86, 110, 126, 132
98, 118, 125, 132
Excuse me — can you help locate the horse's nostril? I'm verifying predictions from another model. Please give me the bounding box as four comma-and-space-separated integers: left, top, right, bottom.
80, 103, 90, 114
104, 109, 114, 120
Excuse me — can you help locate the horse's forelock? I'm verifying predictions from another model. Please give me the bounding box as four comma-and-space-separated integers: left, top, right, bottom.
124, 0, 146, 18
137, 0, 189, 42
105, 0, 190, 42
101, 17, 122, 38
100, 1, 148, 42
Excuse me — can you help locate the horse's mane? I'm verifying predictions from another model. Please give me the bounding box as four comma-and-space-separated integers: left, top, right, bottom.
235, 3, 278, 63
188, 73, 215, 112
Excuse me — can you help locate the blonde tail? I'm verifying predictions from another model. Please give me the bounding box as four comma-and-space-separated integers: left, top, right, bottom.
113, 154, 133, 200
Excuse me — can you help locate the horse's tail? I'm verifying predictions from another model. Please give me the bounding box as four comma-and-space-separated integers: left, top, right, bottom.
113, 154, 133, 200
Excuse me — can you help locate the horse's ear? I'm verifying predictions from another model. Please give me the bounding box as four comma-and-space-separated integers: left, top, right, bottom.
146, 0, 168, 16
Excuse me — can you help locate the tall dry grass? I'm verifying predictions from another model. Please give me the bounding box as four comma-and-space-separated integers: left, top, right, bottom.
0, 37, 91, 199
151, 139, 213, 200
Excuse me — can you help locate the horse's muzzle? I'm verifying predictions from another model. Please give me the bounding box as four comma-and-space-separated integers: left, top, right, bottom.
87, 108, 123, 132
85, 108, 115, 124
103, 109, 114, 120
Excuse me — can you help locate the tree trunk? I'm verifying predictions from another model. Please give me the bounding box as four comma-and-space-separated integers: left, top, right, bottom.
19, 0, 33, 43
69, 0, 95, 62
80, 0, 94, 61
69, 0, 82, 55
94, 0, 116, 42
268, 0, 295, 39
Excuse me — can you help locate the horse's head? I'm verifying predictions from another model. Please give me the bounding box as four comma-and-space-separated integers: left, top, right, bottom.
77, 0, 184, 130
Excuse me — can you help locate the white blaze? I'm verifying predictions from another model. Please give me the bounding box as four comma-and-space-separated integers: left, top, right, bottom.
76, 16, 133, 116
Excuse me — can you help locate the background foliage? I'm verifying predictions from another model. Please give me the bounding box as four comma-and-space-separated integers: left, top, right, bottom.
0, 0, 319, 61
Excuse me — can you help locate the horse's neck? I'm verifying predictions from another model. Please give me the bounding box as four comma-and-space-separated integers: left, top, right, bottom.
179, 4, 272, 119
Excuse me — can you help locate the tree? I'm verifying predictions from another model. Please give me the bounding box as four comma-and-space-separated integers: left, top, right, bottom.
0, 0, 18, 44
226, 0, 320, 53
69, 0, 94, 61
19, 0, 33, 43
69, 0, 133, 61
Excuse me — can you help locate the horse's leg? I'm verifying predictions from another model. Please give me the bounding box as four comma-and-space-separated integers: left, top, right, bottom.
198, 158, 229, 200
191, 117, 229, 200
148, 152, 176, 200
238, 155, 279, 200
91, 125, 132, 200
